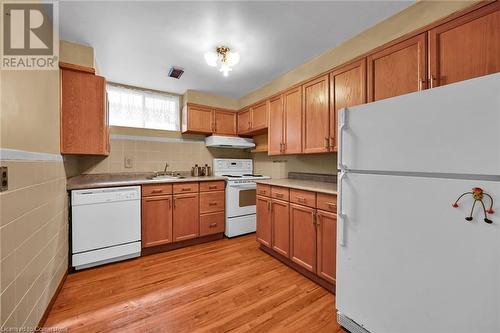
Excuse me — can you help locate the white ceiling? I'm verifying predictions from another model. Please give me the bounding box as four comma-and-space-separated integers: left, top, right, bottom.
60, 1, 413, 99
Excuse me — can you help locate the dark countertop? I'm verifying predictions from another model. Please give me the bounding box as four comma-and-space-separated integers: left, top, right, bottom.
255, 178, 337, 195
67, 173, 226, 191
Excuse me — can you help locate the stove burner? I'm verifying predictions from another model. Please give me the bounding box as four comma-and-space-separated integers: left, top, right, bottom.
243, 174, 263, 177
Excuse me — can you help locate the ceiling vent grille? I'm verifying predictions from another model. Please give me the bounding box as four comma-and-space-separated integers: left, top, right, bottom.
168, 66, 184, 79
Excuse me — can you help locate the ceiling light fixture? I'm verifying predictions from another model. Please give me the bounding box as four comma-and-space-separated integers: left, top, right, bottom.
204, 46, 239, 77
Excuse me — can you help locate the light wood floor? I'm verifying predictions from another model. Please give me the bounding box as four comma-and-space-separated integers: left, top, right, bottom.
44, 235, 346, 332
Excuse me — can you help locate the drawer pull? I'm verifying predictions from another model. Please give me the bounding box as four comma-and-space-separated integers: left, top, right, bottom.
297, 196, 305, 203
209, 223, 217, 228
327, 202, 337, 209
275, 193, 284, 198
181, 187, 191, 191
208, 185, 218, 189
151, 189, 163, 193
259, 190, 267, 195
208, 202, 218, 206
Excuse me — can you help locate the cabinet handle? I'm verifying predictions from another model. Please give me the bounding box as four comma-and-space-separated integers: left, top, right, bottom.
151, 189, 163, 194
419, 78, 426, 91
209, 201, 218, 206
259, 190, 266, 195
173, 198, 176, 208
209, 223, 217, 228
316, 212, 320, 226
312, 211, 316, 225
325, 137, 329, 149
248, 121, 251, 129
167, 198, 171, 208
297, 197, 305, 203
208, 185, 217, 190
430, 75, 436, 89
275, 193, 283, 198
329, 137, 335, 149
181, 187, 191, 191
327, 202, 337, 210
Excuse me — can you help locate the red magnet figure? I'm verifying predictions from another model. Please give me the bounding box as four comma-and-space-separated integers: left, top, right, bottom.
453, 187, 494, 224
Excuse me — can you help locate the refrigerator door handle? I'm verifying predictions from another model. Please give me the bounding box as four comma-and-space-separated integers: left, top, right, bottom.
338, 108, 347, 170
338, 170, 346, 247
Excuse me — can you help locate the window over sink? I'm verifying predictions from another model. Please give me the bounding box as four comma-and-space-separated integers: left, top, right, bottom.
107, 83, 180, 131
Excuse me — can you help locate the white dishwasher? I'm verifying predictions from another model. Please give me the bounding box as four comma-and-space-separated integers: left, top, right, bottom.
71, 186, 141, 270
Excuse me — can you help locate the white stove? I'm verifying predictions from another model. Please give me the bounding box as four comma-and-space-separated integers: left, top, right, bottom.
213, 159, 270, 237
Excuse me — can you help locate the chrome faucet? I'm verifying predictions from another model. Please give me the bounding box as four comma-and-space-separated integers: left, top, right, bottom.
163, 162, 169, 174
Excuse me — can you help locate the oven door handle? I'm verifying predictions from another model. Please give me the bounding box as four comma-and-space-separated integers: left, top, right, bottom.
229, 184, 257, 189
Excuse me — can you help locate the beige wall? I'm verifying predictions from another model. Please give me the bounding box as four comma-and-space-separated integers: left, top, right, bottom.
253, 153, 337, 179
239, 1, 479, 107
59, 40, 95, 69
78, 137, 250, 174
183, 90, 239, 110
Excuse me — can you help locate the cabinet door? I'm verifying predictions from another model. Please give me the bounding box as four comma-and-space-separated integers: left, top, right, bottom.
256, 195, 272, 248
141, 195, 173, 248
251, 101, 268, 131
367, 33, 427, 102
316, 210, 336, 284
184, 104, 214, 134
173, 193, 199, 242
302, 75, 330, 154
214, 109, 237, 135
237, 109, 251, 134
271, 199, 290, 257
283, 87, 302, 154
268, 95, 284, 156
330, 59, 366, 152
429, 3, 500, 87
61, 69, 108, 155
290, 204, 317, 272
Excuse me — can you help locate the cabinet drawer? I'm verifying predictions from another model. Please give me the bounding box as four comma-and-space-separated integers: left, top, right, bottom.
200, 191, 225, 213
199, 181, 225, 192
173, 182, 199, 194
271, 186, 289, 201
200, 212, 225, 236
142, 184, 173, 197
290, 189, 316, 208
257, 184, 271, 197
317, 193, 337, 213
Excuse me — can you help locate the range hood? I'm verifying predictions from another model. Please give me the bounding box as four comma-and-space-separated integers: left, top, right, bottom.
205, 135, 255, 149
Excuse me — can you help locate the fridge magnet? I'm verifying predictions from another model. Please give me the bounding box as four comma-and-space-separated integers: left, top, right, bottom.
452, 188, 494, 224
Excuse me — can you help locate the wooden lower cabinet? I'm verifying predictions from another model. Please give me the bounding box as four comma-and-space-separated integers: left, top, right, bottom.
316, 210, 337, 284
271, 199, 290, 257
256, 185, 337, 287
141, 195, 173, 248
256, 195, 272, 247
173, 193, 200, 242
290, 204, 317, 272
200, 212, 225, 236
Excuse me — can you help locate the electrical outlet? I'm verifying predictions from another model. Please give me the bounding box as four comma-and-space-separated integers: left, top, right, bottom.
1, 166, 8, 192
124, 157, 134, 169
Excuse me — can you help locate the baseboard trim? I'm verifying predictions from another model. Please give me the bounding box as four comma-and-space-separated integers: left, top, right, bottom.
36, 269, 68, 329
259, 245, 335, 293
141, 233, 224, 256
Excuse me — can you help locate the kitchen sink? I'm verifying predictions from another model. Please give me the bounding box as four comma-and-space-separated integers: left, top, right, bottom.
148, 175, 186, 180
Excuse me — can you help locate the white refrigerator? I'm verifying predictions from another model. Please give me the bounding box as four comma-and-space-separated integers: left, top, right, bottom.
336, 73, 500, 333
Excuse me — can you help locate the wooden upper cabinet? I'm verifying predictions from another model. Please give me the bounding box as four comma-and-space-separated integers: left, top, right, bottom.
283, 86, 302, 154
271, 199, 290, 258
214, 109, 237, 135
302, 75, 330, 154
237, 108, 251, 134
367, 33, 427, 102
182, 104, 214, 134
429, 2, 500, 88
250, 101, 268, 131
268, 94, 284, 156
290, 204, 317, 273
60, 66, 109, 155
256, 195, 272, 248
141, 195, 173, 248
316, 210, 336, 284
173, 193, 199, 242
330, 59, 366, 152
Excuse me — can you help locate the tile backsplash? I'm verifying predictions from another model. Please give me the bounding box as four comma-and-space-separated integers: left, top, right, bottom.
253, 153, 337, 179
78, 138, 250, 174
